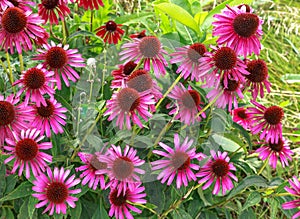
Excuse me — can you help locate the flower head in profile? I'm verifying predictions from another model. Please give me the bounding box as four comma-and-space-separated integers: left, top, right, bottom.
197, 150, 238, 195
13, 64, 56, 107
213, 4, 263, 57
32, 167, 81, 215
30, 98, 67, 137
33, 41, 85, 90
76, 149, 108, 190
232, 107, 250, 129
109, 183, 146, 219
170, 43, 207, 81
130, 30, 146, 39
256, 137, 293, 169
104, 87, 155, 130
199, 46, 249, 88
96, 145, 145, 196
95, 20, 124, 44
247, 101, 284, 143
119, 36, 168, 78
152, 134, 205, 188
75, 0, 104, 10
167, 83, 206, 125
206, 77, 244, 111
4, 128, 52, 179
245, 59, 271, 100
0, 94, 33, 147
0, 7, 48, 54
0, 0, 35, 11
111, 61, 137, 89
282, 176, 300, 219
38, 0, 71, 24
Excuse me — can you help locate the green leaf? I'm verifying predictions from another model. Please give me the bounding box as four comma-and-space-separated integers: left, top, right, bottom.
28, 196, 38, 218
171, 209, 193, 219
242, 191, 261, 210
0, 164, 6, 198
114, 12, 153, 25
270, 198, 279, 219
202, 0, 234, 29
0, 181, 33, 202
18, 197, 29, 219
70, 200, 82, 219
155, 3, 201, 34
91, 199, 109, 219
229, 0, 253, 6
211, 134, 241, 152
238, 208, 256, 219
228, 176, 268, 199
5, 175, 17, 194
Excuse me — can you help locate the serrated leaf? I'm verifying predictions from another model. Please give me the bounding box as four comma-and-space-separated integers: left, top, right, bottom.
242, 191, 261, 210
155, 3, 201, 34
0, 181, 32, 202
227, 176, 268, 199
212, 134, 240, 152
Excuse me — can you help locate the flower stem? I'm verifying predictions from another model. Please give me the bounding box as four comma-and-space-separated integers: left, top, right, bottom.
90, 11, 94, 32
257, 157, 270, 175
6, 52, 14, 88
101, 45, 107, 97
180, 91, 223, 131
18, 53, 24, 72
127, 201, 158, 215
70, 112, 102, 161
155, 75, 182, 110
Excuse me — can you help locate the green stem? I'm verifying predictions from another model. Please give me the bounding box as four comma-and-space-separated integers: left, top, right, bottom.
155, 75, 182, 110
90, 11, 94, 32
101, 45, 107, 97
127, 201, 158, 215
6, 52, 14, 87
19, 53, 24, 72
70, 112, 102, 161
257, 156, 270, 175
180, 91, 223, 131
62, 19, 69, 44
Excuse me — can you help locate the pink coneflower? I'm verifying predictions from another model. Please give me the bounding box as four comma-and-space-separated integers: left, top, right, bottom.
256, 137, 293, 169
119, 36, 168, 78
30, 98, 67, 137
4, 128, 52, 179
0, 0, 34, 11
152, 134, 205, 188
212, 4, 263, 58
75, 0, 104, 10
76, 150, 107, 190
0, 7, 48, 54
196, 150, 238, 195
95, 20, 124, 44
0, 94, 33, 147
104, 87, 154, 130
96, 145, 145, 196
126, 69, 162, 111
206, 77, 244, 111
170, 43, 207, 81
0, 0, 13, 11
111, 61, 138, 89
33, 41, 85, 90
199, 46, 249, 88
32, 167, 81, 215
109, 183, 146, 219
130, 30, 146, 39
232, 107, 250, 129
167, 83, 206, 125
247, 101, 284, 143
245, 59, 271, 100
38, 0, 70, 25
13, 65, 56, 107
282, 176, 300, 219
